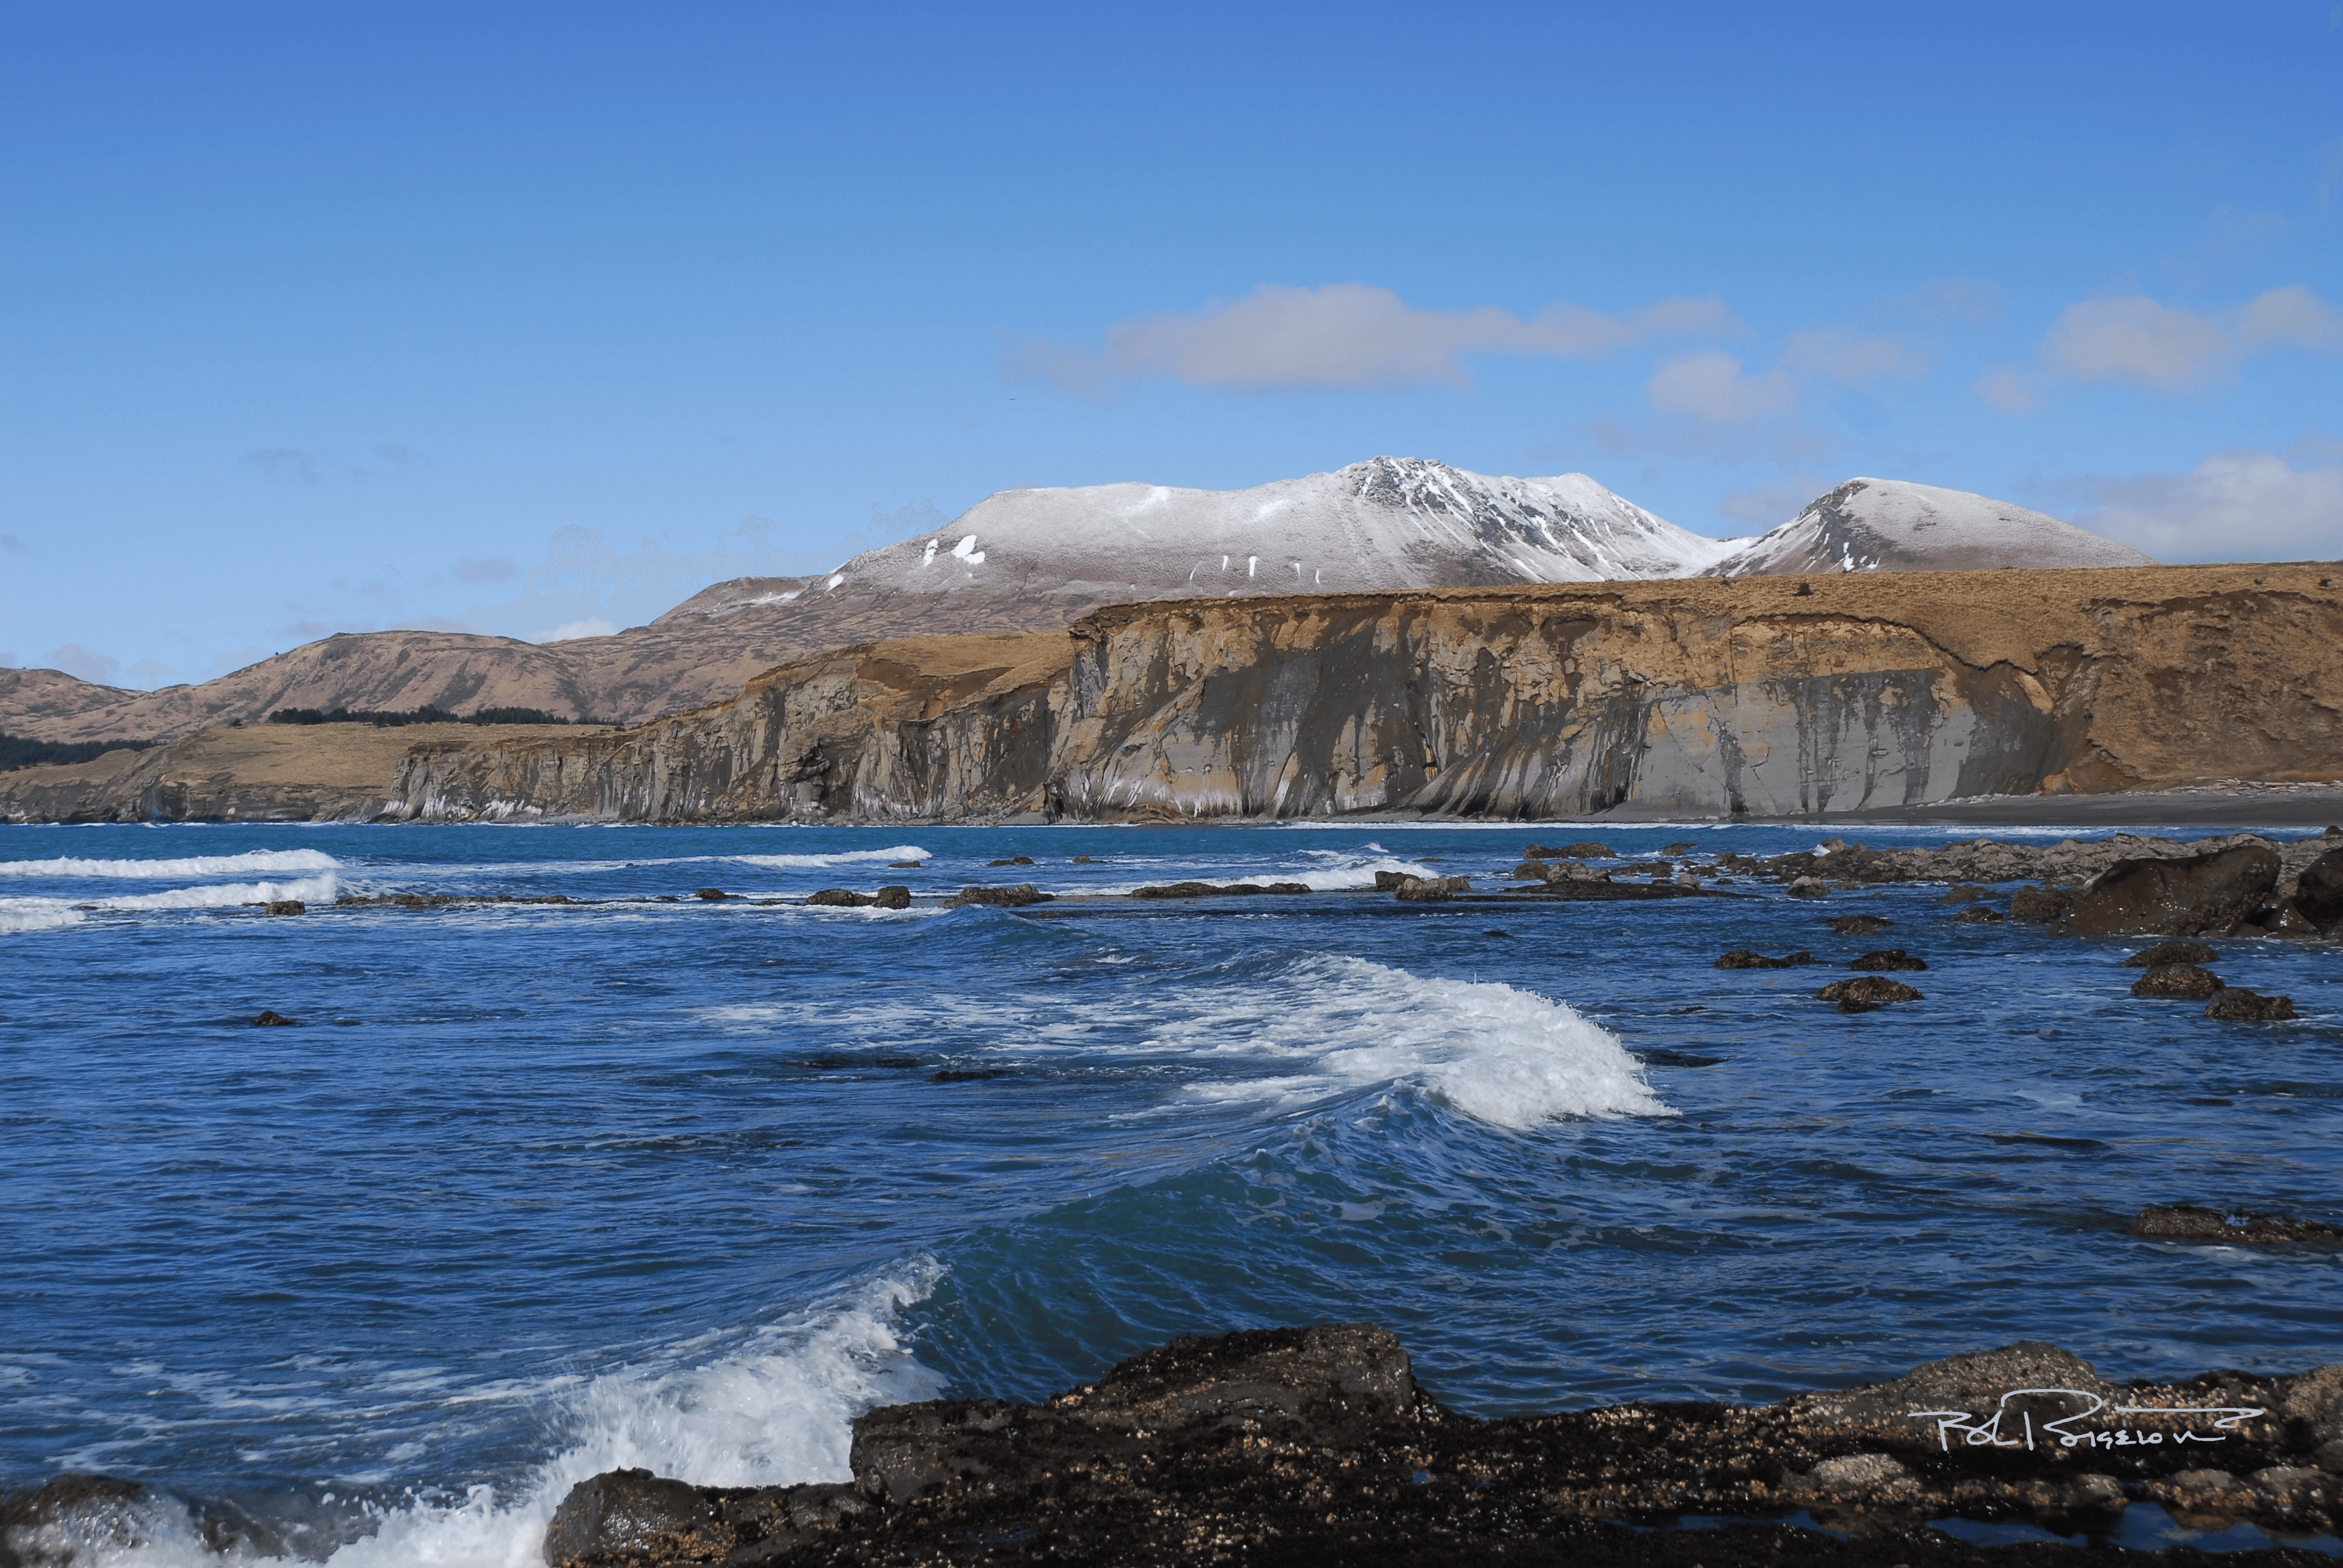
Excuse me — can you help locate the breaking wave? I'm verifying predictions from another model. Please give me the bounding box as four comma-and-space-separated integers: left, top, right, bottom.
0, 850, 342, 880
1158, 955, 1674, 1129
4, 1264, 945, 1568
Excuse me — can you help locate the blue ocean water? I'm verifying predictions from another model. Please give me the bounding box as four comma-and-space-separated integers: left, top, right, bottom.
2, 821, 2338, 1564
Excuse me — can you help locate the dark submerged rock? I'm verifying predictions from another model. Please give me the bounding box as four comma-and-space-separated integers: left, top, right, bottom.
251, 1010, 299, 1027
870, 886, 911, 910
1660, 841, 1697, 855
693, 887, 730, 901
2206, 988, 2298, 1022
2128, 1204, 2343, 1247
1824, 913, 1892, 936
1715, 949, 1814, 969
1849, 949, 1927, 972
804, 888, 874, 907
1817, 976, 1922, 1011
1938, 883, 1990, 903
2123, 938, 2220, 968
1951, 906, 2004, 924
2130, 963, 2224, 1000
2062, 843, 2280, 938
942, 883, 1052, 909
986, 855, 1034, 866
1130, 880, 1311, 900
263, 900, 304, 916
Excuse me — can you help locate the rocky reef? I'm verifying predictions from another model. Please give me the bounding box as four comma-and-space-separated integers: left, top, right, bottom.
375, 564, 2343, 826
510, 1325, 2343, 1566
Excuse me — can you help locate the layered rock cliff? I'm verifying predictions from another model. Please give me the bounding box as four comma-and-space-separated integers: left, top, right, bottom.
382, 564, 2343, 825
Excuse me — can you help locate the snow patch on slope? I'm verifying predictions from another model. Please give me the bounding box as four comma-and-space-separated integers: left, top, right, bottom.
1706, 478, 2156, 576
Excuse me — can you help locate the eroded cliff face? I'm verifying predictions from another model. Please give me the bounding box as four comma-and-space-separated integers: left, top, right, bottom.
370, 564, 2341, 824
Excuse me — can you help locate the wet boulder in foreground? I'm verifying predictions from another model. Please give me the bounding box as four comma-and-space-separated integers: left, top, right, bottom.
1825, 913, 1892, 935
2292, 847, 2343, 931
2206, 988, 2298, 1022
2062, 843, 2279, 938
537, 1325, 2343, 1567
2131, 962, 2225, 999
1848, 949, 1927, 972
2008, 884, 2074, 924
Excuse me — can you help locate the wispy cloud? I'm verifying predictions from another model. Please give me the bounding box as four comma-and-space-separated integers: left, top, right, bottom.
1872, 278, 2004, 324
0, 532, 25, 552
1780, 330, 1927, 384
1645, 352, 1796, 422
244, 446, 324, 485
1991, 285, 2343, 410
1011, 283, 1737, 396
43, 642, 123, 685
2066, 450, 2343, 560
1715, 474, 1832, 529
453, 557, 520, 585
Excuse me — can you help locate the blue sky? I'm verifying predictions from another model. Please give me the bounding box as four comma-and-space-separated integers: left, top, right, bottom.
3, 1, 2339, 690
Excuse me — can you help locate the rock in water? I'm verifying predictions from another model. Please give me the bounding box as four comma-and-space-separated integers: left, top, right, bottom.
806, 888, 876, 907
1715, 949, 1815, 969
2063, 843, 2279, 937
251, 1010, 299, 1027
1952, 906, 2005, 924
1525, 841, 1614, 860
987, 855, 1035, 867
2294, 848, 2343, 931
871, 886, 911, 910
693, 887, 729, 901
2131, 963, 2225, 1000
1825, 914, 1893, 935
2009, 884, 2074, 924
1785, 875, 1828, 898
1393, 875, 1470, 903
2123, 938, 2220, 968
263, 900, 304, 916
1849, 949, 1927, 972
1817, 976, 1922, 1012
943, 883, 1052, 909
2128, 1205, 2343, 1246
2206, 988, 2298, 1022
544, 1468, 725, 1567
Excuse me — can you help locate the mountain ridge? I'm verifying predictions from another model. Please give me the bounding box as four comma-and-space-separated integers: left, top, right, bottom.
3, 463, 2153, 745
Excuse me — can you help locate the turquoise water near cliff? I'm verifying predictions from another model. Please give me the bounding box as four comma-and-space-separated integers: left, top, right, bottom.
2, 822, 2339, 1563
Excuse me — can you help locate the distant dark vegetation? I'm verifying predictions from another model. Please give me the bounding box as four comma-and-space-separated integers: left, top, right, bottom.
267, 705, 593, 727
0, 731, 159, 772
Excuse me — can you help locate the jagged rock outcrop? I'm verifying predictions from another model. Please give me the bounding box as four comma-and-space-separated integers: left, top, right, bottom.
526, 1325, 2343, 1567
381, 564, 2343, 826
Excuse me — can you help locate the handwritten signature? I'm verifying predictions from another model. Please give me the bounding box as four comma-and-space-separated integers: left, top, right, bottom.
1906, 1389, 2265, 1452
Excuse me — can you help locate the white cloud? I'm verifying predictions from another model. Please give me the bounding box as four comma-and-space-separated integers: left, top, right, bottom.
1645, 352, 1796, 423
2239, 284, 2343, 351
2014, 285, 2342, 405
537, 618, 617, 643
2042, 297, 2232, 390
2069, 451, 2343, 561
1781, 330, 1926, 383
1014, 283, 1737, 394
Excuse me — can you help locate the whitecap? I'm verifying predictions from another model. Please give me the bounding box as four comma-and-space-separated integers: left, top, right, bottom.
0, 849, 342, 880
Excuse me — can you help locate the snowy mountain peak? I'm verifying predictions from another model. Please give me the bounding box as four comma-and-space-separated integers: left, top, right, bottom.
787, 458, 1734, 609
1706, 477, 2157, 577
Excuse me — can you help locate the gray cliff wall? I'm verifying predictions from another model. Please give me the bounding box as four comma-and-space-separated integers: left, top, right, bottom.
379, 566, 2343, 825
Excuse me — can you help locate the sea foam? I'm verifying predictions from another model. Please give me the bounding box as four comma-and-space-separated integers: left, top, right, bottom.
15, 1264, 944, 1568
1167, 956, 1674, 1129
0, 849, 342, 880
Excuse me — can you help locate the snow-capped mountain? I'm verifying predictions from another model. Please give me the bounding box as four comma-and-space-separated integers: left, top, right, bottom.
1706, 478, 2155, 577
680, 458, 1736, 620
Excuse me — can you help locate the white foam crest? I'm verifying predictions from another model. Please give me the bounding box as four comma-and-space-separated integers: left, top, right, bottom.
1287, 845, 1436, 890
0, 849, 342, 880
727, 845, 931, 871
98, 874, 342, 911
0, 901, 85, 935
1164, 956, 1674, 1129
314, 1262, 945, 1568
